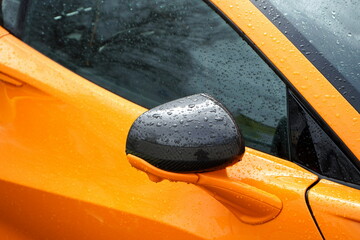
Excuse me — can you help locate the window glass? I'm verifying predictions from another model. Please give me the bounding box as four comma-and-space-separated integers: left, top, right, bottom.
6, 0, 288, 158
262, 0, 360, 110
288, 90, 360, 184
268, 0, 360, 91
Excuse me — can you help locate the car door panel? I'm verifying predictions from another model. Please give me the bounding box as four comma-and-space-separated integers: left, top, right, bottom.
308, 179, 360, 240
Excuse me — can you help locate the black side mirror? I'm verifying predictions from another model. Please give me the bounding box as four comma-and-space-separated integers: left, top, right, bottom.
126, 94, 282, 224
126, 93, 245, 172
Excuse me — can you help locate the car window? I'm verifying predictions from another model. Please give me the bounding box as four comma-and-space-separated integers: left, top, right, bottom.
253, 0, 360, 112
1, 0, 288, 159
288, 90, 360, 185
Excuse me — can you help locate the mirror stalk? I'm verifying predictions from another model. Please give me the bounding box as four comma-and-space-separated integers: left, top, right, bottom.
128, 154, 282, 225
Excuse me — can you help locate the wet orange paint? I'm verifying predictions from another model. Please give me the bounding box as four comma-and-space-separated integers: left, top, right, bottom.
308, 179, 360, 240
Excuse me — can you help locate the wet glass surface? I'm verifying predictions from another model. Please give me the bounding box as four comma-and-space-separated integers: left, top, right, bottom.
265, 0, 360, 109
288, 90, 360, 184
2, 0, 288, 158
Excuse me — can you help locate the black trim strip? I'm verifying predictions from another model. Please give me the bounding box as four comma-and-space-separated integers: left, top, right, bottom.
305, 178, 325, 240
250, 0, 360, 112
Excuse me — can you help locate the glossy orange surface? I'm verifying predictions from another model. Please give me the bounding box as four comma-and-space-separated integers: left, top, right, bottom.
0, 73, 22, 86
128, 154, 282, 225
129, 149, 323, 238
308, 179, 360, 240
0, 26, 8, 38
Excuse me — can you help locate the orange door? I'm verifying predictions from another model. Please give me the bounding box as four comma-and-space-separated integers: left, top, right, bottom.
308, 180, 360, 240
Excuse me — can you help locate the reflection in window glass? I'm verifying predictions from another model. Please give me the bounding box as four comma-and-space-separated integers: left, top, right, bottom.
288, 90, 360, 184
17, 0, 287, 157
267, 0, 360, 102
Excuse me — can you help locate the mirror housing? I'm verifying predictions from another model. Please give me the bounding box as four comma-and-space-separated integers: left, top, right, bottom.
126, 93, 245, 172
126, 94, 282, 224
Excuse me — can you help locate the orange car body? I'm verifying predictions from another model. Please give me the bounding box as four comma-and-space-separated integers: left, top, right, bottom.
0, 0, 359, 239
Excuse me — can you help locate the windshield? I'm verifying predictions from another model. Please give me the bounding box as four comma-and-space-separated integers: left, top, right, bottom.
262, 0, 360, 110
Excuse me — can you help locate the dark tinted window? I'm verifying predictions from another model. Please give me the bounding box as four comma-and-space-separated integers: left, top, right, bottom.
0, 3, 2, 26
2, 0, 288, 158
288, 90, 360, 184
